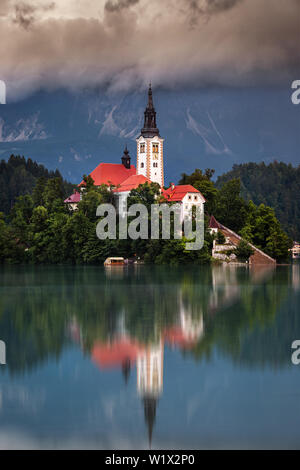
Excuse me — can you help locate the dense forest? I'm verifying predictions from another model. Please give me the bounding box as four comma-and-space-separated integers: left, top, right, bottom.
0, 154, 74, 214
179, 168, 292, 262
215, 161, 300, 240
0, 175, 213, 265
0, 156, 293, 265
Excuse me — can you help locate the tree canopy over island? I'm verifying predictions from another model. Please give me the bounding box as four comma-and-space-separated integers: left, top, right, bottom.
0, 156, 293, 265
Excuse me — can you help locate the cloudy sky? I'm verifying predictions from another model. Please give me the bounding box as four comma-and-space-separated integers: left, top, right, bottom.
0, 0, 299, 100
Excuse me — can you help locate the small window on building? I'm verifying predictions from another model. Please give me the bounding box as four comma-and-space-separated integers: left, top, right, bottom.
141, 162, 144, 168
194, 196, 198, 201
152, 143, 159, 153
153, 162, 158, 168
140, 143, 145, 153
188, 195, 192, 200
185, 205, 188, 210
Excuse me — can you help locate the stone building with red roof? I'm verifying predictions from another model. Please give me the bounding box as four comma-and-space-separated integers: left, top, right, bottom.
64, 189, 81, 210
161, 183, 206, 223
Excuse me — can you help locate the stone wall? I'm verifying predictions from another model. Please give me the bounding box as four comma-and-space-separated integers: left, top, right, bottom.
218, 225, 276, 265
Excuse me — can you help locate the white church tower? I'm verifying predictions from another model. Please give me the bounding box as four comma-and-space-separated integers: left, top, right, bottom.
136, 341, 164, 446
136, 85, 164, 188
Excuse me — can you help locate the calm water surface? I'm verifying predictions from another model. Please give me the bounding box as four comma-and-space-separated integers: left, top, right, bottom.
0, 264, 299, 449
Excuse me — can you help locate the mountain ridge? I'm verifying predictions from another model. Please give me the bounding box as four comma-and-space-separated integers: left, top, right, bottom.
0, 87, 298, 185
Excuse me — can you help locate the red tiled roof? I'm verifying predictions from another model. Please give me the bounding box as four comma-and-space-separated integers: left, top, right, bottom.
79, 163, 136, 187
164, 327, 197, 349
208, 215, 220, 229
113, 174, 152, 193
91, 339, 143, 369
162, 184, 204, 202
64, 191, 81, 203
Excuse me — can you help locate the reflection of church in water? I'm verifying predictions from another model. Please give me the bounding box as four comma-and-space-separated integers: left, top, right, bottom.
69, 294, 204, 446
69, 263, 277, 446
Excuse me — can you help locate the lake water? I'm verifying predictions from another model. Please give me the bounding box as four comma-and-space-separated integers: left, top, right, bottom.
0, 264, 299, 450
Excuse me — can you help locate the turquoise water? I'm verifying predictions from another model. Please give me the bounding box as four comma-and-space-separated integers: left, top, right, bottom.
0, 264, 299, 449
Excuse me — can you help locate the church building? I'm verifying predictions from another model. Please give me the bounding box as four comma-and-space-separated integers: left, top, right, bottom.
64, 85, 205, 219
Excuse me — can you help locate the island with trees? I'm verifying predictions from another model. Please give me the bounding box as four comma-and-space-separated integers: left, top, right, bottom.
0, 155, 293, 265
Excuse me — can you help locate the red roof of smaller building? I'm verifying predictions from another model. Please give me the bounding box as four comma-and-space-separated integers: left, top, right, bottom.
79, 163, 136, 187
91, 339, 143, 369
162, 184, 204, 202
164, 327, 198, 349
208, 215, 220, 229
113, 174, 152, 193
64, 191, 81, 204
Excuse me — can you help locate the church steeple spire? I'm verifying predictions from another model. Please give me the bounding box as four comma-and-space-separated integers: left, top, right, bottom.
143, 396, 157, 448
147, 83, 154, 108
141, 84, 160, 138
137, 84, 164, 187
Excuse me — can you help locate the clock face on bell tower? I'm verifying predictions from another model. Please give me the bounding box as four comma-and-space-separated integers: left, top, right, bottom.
136, 85, 164, 188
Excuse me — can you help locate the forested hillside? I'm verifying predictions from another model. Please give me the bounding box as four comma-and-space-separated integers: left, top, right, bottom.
0, 155, 74, 214
179, 169, 291, 262
216, 162, 300, 240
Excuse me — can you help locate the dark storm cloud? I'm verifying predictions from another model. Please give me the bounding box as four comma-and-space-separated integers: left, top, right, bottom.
188, 0, 242, 15
14, 2, 36, 29
13, 1, 56, 29
104, 0, 139, 13
0, 0, 299, 100
186, 0, 243, 26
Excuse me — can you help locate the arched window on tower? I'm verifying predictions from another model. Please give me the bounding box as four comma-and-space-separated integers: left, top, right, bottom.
152, 143, 159, 153
141, 162, 144, 168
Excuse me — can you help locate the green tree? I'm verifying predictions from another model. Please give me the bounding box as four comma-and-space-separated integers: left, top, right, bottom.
62, 212, 93, 263
43, 177, 65, 212
240, 203, 292, 262
0, 155, 74, 215
127, 182, 161, 211
78, 185, 111, 221
214, 178, 248, 232
45, 212, 70, 263
28, 206, 50, 262
10, 194, 34, 244
32, 176, 46, 206
216, 161, 300, 240
82, 174, 95, 192
234, 240, 254, 262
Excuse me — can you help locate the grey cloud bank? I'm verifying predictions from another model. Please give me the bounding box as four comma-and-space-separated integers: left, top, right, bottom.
0, 0, 299, 100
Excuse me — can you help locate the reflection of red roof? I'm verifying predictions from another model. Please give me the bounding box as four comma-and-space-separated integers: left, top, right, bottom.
208, 215, 220, 229
64, 191, 81, 203
91, 339, 143, 369
162, 184, 204, 202
113, 174, 152, 193
164, 327, 197, 349
80, 163, 136, 187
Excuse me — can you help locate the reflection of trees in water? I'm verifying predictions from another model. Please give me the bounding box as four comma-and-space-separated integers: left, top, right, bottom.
0, 284, 67, 375
0, 264, 297, 374
186, 267, 297, 368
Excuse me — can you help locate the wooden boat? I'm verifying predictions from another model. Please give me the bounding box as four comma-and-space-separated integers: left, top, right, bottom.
104, 257, 125, 266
